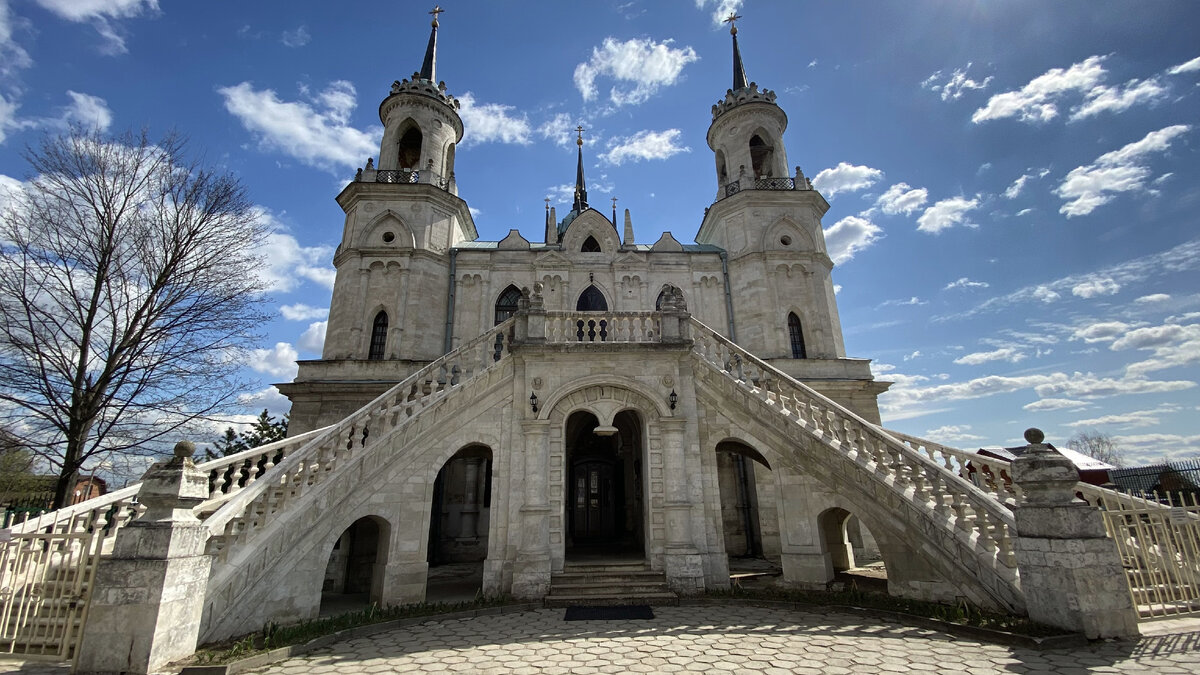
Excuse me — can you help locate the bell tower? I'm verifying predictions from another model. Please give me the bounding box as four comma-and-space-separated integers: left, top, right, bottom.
695, 15, 887, 422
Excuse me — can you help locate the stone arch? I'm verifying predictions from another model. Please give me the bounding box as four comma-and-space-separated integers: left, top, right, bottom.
427, 444, 494, 600
816, 506, 884, 582
715, 148, 730, 186
319, 514, 392, 612
367, 307, 390, 360
540, 378, 670, 425
576, 284, 608, 312
360, 209, 415, 249
560, 209, 618, 253
655, 284, 687, 312
787, 311, 807, 359
494, 284, 522, 325
749, 129, 776, 179
444, 142, 456, 177
763, 216, 814, 252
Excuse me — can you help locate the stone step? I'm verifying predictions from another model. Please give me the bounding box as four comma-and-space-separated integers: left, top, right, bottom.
552, 570, 666, 585
544, 592, 679, 608
550, 582, 670, 596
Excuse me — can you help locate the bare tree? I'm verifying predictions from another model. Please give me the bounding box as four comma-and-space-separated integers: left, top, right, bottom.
0, 129, 270, 509
1067, 429, 1126, 467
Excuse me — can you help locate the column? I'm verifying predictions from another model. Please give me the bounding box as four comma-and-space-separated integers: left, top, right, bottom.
458, 458, 482, 539
511, 419, 553, 599
75, 442, 212, 675
660, 418, 704, 594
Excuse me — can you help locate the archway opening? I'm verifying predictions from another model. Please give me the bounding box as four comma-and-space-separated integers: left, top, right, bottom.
320, 516, 388, 616
715, 149, 729, 186
494, 285, 521, 325
749, 134, 774, 179
576, 285, 607, 311
565, 410, 644, 561
716, 441, 779, 583
368, 310, 388, 360
788, 312, 807, 359
655, 285, 686, 312
426, 445, 493, 602
397, 125, 422, 170
818, 507, 886, 593
444, 142, 456, 178
581, 235, 601, 253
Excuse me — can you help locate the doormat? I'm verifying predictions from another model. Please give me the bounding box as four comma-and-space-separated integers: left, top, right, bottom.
564, 605, 655, 621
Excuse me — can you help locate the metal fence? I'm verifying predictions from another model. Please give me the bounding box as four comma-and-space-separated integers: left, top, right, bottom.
1099, 489, 1200, 617
0, 528, 102, 662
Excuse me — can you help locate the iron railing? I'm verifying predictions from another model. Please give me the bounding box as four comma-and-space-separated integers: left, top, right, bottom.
375, 169, 419, 184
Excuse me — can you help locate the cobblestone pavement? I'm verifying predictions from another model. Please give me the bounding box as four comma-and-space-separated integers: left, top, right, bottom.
237, 605, 1200, 675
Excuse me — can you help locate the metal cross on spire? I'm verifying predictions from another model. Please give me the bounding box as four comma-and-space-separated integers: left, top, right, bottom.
724, 12, 742, 34
429, 5, 443, 26
575, 125, 585, 146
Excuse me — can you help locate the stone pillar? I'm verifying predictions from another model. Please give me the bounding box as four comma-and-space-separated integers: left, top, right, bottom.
75, 441, 212, 675
1011, 428, 1139, 639
660, 418, 704, 594
512, 419, 552, 598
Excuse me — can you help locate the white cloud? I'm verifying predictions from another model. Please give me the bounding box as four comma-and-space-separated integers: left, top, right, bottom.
1071, 277, 1120, 299
1023, 398, 1090, 412
279, 303, 328, 321
921, 63, 993, 101
1070, 77, 1167, 120
236, 386, 291, 419
62, 91, 113, 131
0, 0, 31, 80
297, 321, 327, 355
281, 25, 310, 48
880, 296, 927, 309
537, 112, 579, 148
694, 0, 743, 26
916, 196, 980, 234
35, 0, 159, 54
0, 173, 21, 212
875, 182, 927, 215
924, 425, 984, 442
944, 277, 989, 291
953, 348, 1027, 366
219, 81, 377, 171
1073, 321, 1131, 343
1003, 168, 1049, 199
0, 94, 18, 145
1167, 56, 1200, 75
1055, 124, 1190, 216
823, 215, 882, 265
903, 350, 922, 361
574, 37, 698, 106
1031, 286, 1060, 303
254, 222, 336, 293
972, 55, 1108, 124
457, 92, 532, 146
1135, 293, 1170, 303
600, 128, 688, 165
248, 342, 298, 379
1064, 410, 1162, 429
811, 162, 883, 198
1111, 323, 1193, 352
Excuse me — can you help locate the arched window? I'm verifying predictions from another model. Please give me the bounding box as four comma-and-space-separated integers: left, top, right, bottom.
368, 311, 389, 360
655, 285, 686, 311
715, 149, 729, 185
444, 142, 456, 177
576, 285, 607, 311
581, 235, 601, 253
750, 134, 774, 178
494, 285, 521, 325
788, 312, 807, 359
397, 126, 422, 170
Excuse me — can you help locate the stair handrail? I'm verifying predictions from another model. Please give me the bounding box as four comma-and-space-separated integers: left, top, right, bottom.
5, 426, 330, 537
885, 430, 1023, 506
688, 317, 1019, 567
202, 318, 515, 541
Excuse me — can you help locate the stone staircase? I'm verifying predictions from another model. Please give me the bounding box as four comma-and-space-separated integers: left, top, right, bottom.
545, 561, 678, 607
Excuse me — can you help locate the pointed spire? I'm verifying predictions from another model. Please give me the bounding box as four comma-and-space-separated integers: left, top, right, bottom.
623, 209, 634, 246
420, 6, 443, 81
725, 12, 748, 91
572, 125, 588, 212
544, 198, 556, 244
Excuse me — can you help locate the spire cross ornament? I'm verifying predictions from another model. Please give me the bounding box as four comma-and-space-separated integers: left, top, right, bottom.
611, 197, 618, 209
724, 12, 742, 34
575, 125, 585, 146
429, 5, 443, 25
544, 198, 550, 211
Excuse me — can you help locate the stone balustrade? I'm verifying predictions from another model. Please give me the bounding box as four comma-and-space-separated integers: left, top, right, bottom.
888, 431, 1023, 507
543, 311, 662, 343
202, 319, 514, 561
688, 318, 1020, 576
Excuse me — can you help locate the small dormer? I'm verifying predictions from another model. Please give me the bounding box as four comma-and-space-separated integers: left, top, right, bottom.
561, 210, 620, 254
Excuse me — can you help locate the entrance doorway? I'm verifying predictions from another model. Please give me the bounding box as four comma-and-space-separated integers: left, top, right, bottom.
565, 410, 644, 559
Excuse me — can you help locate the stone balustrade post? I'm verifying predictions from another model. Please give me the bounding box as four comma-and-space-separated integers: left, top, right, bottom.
660, 418, 704, 594
76, 441, 212, 675
1011, 428, 1138, 638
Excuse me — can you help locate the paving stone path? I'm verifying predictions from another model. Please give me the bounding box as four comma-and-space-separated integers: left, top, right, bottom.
240, 605, 1200, 675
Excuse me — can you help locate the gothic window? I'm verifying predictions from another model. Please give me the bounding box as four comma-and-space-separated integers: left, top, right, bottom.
494, 285, 521, 325
577, 285, 607, 311
444, 143, 456, 178
788, 312, 807, 359
368, 311, 389, 360
581, 235, 601, 253
750, 134, 774, 179
715, 149, 729, 185
397, 125, 422, 170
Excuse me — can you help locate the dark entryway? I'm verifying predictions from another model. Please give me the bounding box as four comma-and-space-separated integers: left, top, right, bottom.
565, 410, 643, 559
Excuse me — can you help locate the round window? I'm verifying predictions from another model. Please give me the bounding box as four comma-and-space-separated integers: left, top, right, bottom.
780, 235, 792, 246
382, 231, 395, 243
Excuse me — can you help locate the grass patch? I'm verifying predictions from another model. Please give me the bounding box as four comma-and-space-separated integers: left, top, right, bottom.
707, 584, 1064, 637
190, 595, 513, 665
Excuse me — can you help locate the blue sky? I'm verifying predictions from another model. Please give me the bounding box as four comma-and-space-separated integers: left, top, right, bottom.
0, 0, 1198, 464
